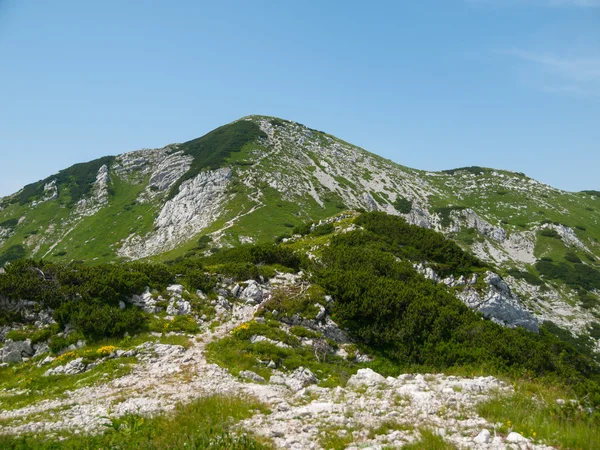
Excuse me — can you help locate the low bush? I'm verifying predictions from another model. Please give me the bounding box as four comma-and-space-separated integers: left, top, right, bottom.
539, 228, 561, 239
393, 196, 412, 214
536, 260, 600, 292
508, 269, 543, 286
565, 252, 582, 264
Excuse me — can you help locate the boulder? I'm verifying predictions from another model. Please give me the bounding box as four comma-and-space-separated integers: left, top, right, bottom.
166, 284, 184, 295
506, 432, 528, 443
3, 350, 23, 364
1, 339, 34, 363
240, 281, 263, 304
347, 368, 386, 388
44, 357, 86, 376
473, 429, 491, 444
284, 367, 318, 391
33, 342, 50, 357
167, 300, 192, 316
239, 370, 266, 383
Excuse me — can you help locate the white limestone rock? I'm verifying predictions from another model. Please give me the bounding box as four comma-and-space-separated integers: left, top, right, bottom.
118, 168, 232, 259
458, 271, 539, 333
347, 368, 387, 388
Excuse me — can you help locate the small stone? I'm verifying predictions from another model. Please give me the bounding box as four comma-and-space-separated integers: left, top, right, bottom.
506, 432, 528, 443
239, 370, 266, 383
474, 429, 491, 444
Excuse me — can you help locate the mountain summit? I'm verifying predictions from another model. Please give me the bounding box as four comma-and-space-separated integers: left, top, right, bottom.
1, 115, 599, 337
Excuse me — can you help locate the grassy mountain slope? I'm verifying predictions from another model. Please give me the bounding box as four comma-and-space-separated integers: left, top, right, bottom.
0, 115, 599, 340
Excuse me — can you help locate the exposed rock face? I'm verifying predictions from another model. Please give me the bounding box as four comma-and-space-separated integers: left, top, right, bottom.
148, 151, 193, 192
119, 168, 232, 259
414, 264, 539, 333
240, 280, 264, 304
75, 165, 111, 217
1, 339, 34, 363
44, 357, 87, 377
128, 290, 159, 313
452, 209, 506, 242
459, 272, 539, 333
30, 180, 58, 207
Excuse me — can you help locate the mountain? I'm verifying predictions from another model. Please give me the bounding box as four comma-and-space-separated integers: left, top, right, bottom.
1, 115, 599, 340
2, 116, 600, 448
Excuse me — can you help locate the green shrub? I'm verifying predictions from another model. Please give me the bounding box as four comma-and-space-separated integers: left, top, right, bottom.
0, 245, 26, 266
293, 222, 313, 236
536, 260, 600, 292
565, 252, 582, 264
434, 206, 466, 228
312, 212, 600, 403
16, 156, 115, 206
197, 235, 212, 250
53, 301, 146, 339
49, 330, 85, 354
442, 166, 488, 176
5, 330, 27, 341
539, 228, 561, 239
354, 212, 484, 275
393, 196, 412, 214
312, 223, 334, 236
0, 218, 18, 228
508, 269, 543, 286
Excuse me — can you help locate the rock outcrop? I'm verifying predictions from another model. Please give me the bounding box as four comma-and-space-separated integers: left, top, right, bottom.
118, 168, 232, 259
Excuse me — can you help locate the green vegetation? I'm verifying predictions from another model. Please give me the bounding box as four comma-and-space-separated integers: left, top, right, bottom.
393, 196, 413, 213
0, 218, 19, 228
0, 259, 213, 340
401, 429, 457, 450
207, 319, 356, 387
0, 395, 271, 449
200, 243, 300, 281
507, 268, 543, 286
15, 156, 115, 206
168, 120, 266, 199
540, 228, 562, 239
536, 259, 600, 292
478, 382, 600, 450
0, 244, 26, 266
441, 166, 489, 176
581, 190, 600, 197
354, 212, 484, 275
434, 206, 467, 228
312, 213, 600, 403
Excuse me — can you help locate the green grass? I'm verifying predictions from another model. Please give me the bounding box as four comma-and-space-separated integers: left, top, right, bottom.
0, 395, 272, 449
0, 333, 191, 411
401, 428, 457, 450
477, 382, 600, 450
318, 428, 355, 450
0, 356, 136, 411
206, 320, 358, 388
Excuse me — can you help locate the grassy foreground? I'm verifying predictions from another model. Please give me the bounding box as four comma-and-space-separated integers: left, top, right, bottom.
0, 395, 272, 450
478, 382, 600, 450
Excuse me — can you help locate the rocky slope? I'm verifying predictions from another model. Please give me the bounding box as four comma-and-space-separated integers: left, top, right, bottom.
0, 115, 599, 346
0, 277, 553, 449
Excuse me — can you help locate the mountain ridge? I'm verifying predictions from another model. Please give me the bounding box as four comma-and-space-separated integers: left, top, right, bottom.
0, 115, 599, 343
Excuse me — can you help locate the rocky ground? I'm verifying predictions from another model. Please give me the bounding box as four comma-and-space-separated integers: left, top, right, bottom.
0, 297, 554, 449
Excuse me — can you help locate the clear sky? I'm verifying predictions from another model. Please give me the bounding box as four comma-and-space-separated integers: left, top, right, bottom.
1, 0, 599, 197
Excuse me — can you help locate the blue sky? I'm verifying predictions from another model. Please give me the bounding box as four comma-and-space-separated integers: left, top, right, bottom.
0, 0, 598, 196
